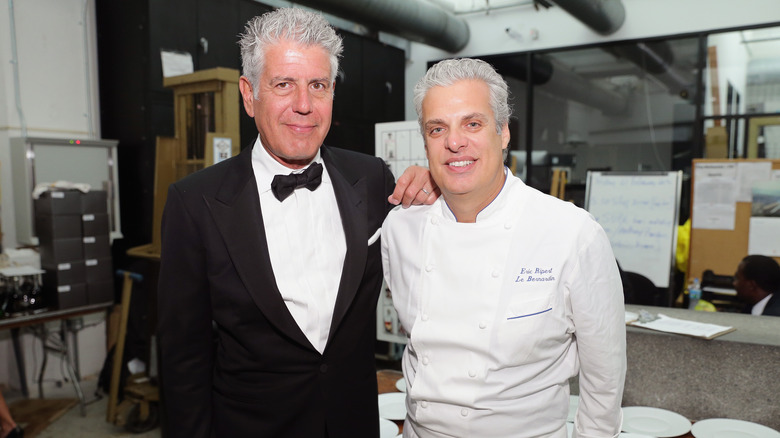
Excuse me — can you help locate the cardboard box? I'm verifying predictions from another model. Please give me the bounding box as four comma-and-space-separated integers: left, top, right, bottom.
43, 261, 87, 286
82, 213, 110, 236
705, 126, 728, 158
35, 214, 82, 241
39, 238, 84, 265
85, 258, 113, 283
81, 190, 108, 214
87, 280, 115, 304
47, 283, 88, 309
35, 190, 82, 216
83, 235, 111, 259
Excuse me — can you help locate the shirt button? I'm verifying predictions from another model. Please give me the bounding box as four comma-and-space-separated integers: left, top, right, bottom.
468, 370, 477, 378
461, 408, 469, 417
422, 356, 430, 366
320, 364, 328, 373
421, 314, 429, 321
425, 264, 434, 272
431, 217, 440, 225
504, 222, 513, 230
491, 270, 500, 278
479, 321, 487, 329
421, 401, 429, 408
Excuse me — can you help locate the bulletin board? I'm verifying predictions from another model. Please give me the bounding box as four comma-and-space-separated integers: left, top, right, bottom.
585, 171, 682, 289
688, 159, 780, 282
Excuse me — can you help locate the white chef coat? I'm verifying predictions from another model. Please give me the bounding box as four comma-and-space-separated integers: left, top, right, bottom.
381, 171, 626, 438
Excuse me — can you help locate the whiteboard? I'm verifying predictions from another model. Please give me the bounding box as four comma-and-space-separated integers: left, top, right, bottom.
585, 171, 682, 288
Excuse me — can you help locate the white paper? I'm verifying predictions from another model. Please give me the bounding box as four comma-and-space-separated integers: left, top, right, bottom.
161, 50, 194, 77
748, 217, 780, 256
692, 162, 737, 230
736, 161, 772, 202
212, 137, 232, 164
375, 121, 427, 180
772, 170, 780, 181
630, 313, 733, 339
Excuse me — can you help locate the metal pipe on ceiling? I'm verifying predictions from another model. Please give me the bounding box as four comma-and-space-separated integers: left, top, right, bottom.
549, 0, 626, 35
484, 54, 628, 115
291, 0, 470, 52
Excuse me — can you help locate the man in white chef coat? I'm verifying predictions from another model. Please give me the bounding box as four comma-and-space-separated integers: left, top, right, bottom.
381, 58, 626, 438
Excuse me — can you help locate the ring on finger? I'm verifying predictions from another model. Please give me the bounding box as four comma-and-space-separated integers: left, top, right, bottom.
421, 188, 430, 195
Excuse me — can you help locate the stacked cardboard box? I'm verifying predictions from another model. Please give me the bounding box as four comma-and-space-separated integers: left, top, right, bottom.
37, 190, 114, 309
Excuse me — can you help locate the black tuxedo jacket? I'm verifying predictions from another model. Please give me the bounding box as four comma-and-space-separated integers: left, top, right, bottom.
741, 293, 780, 316
761, 293, 780, 316
157, 144, 395, 438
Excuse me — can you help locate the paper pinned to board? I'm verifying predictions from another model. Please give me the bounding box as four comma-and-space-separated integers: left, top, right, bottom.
628, 313, 735, 340
161, 49, 194, 77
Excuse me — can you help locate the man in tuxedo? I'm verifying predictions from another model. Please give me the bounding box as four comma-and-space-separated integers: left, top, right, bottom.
734, 255, 780, 316
157, 8, 435, 438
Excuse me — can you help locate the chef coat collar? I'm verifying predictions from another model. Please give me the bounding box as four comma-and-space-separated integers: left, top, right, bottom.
440, 166, 515, 222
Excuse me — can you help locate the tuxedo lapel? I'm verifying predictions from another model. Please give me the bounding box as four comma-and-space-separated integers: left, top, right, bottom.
205, 147, 314, 351
322, 148, 368, 344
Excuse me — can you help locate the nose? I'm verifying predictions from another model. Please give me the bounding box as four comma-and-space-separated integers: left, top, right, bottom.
292, 87, 312, 114
446, 128, 467, 152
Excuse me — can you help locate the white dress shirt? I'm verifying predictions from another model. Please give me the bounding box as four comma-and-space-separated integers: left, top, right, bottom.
752, 293, 773, 315
382, 171, 626, 438
251, 137, 346, 353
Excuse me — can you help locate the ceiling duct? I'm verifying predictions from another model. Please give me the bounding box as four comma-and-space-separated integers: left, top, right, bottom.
605, 42, 696, 99
549, 0, 626, 35
290, 0, 469, 52
483, 54, 628, 115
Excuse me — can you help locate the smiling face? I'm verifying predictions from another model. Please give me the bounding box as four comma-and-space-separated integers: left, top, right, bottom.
239, 40, 334, 169
421, 79, 509, 219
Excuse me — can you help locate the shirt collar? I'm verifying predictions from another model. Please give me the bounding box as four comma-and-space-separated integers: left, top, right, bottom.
752, 293, 773, 315
250, 135, 327, 193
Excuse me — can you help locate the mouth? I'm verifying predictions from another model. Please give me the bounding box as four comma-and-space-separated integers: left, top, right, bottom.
285, 123, 317, 133
447, 160, 475, 168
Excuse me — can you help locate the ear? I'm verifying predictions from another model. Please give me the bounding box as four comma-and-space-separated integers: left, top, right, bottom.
501, 122, 510, 150
239, 76, 255, 117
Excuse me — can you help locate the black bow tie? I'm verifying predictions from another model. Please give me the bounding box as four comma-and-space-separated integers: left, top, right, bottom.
271, 162, 323, 201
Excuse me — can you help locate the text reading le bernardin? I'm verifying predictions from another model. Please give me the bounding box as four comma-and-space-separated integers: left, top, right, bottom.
515, 267, 555, 283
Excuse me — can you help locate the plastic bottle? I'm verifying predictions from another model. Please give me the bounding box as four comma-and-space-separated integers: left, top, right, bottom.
688, 277, 701, 310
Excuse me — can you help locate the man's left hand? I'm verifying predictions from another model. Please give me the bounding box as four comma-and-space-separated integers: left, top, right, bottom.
388, 165, 439, 208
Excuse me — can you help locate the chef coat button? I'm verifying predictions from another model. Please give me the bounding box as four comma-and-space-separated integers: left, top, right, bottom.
421, 313, 429, 321
421, 401, 429, 408
468, 370, 477, 378
431, 217, 440, 225
504, 222, 512, 230
491, 270, 500, 278
422, 356, 430, 366
479, 321, 487, 329
460, 408, 469, 417
320, 364, 328, 373
425, 264, 434, 272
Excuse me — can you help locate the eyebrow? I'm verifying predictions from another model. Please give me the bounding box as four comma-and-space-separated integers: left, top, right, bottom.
269, 76, 331, 84
462, 112, 488, 122
424, 112, 489, 130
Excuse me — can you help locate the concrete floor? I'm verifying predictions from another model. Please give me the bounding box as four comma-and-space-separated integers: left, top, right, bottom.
9, 378, 161, 438
8, 353, 403, 437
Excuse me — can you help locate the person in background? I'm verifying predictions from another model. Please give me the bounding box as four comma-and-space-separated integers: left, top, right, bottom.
382, 58, 626, 438
733, 255, 780, 316
157, 8, 436, 438
0, 390, 23, 438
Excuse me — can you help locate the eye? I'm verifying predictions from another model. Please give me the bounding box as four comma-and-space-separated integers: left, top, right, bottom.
466, 121, 482, 128
428, 127, 444, 136
276, 82, 291, 89
311, 82, 329, 91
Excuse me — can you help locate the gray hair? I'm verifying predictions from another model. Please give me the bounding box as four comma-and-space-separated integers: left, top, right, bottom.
238, 8, 343, 98
413, 58, 511, 135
